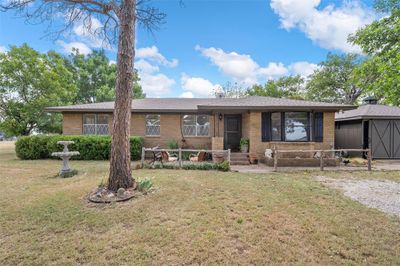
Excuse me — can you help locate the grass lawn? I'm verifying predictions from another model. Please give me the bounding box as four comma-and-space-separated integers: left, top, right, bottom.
0, 141, 399, 265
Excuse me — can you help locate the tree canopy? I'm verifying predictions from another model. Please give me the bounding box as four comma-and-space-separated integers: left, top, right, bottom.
305, 53, 364, 105
0, 44, 146, 136
247, 76, 304, 99
349, 5, 400, 105
0, 44, 76, 136
66, 50, 145, 104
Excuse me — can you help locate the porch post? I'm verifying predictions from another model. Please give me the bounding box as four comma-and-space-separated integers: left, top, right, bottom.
367, 149, 372, 171
141, 147, 145, 168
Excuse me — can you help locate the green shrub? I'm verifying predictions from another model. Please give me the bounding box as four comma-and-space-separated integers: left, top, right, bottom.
137, 178, 153, 192
166, 139, 179, 149
240, 137, 249, 146
15, 135, 143, 160
15, 136, 50, 160
143, 161, 229, 172
216, 161, 230, 172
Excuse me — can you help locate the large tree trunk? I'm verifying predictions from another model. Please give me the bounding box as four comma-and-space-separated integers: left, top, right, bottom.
107, 0, 136, 191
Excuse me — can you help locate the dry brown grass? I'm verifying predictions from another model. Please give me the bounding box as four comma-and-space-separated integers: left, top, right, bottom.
0, 141, 399, 265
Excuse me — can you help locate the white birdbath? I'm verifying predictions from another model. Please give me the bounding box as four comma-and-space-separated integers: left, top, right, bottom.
51, 141, 80, 176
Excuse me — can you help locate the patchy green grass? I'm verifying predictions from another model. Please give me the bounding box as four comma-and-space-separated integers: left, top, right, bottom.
0, 141, 399, 265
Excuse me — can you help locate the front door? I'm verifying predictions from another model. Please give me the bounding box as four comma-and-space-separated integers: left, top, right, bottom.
224, 115, 241, 151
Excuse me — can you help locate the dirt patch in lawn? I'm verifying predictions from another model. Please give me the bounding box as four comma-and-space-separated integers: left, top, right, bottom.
316, 176, 400, 217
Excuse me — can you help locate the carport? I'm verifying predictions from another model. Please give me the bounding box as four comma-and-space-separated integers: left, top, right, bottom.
335, 97, 400, 159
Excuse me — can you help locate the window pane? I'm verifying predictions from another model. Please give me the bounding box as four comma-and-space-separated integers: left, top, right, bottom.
183, 115, 196, 136
285, 112, 309, 141
197, 115, 209, 136
97, 115, 109, 124
271, 112, 281, 141
146, 115, 160, 126
183, 115, 196, 126
83, 114, 95, 125
145, 114, 160, 136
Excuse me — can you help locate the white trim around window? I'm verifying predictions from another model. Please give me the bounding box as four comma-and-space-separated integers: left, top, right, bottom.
182, 114, 210, 137
145, 114, 161, 136
82, 114, 109, 135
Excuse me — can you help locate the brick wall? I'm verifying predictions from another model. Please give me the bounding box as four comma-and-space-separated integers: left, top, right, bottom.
247, 111, 335, 159
133, 114, 214, 149
62, 113, 83, 135
62, 112, 214, 149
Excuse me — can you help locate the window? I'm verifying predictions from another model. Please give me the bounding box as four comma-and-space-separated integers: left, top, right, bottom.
145, 114, 160, 136
284, 112, 310, 141
83, 114, 109, 135
182, 114, 210, 136
271, 112, 282, 141
262, 112, 319, 142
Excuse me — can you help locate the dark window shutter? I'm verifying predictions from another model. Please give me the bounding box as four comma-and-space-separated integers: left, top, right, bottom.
261, 112, 271, 142
313, 112, 323, 142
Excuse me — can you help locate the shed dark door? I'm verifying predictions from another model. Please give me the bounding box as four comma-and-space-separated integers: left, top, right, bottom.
370, 120, 394, 159
392, 120, 400, 158
224, 115, 241, 151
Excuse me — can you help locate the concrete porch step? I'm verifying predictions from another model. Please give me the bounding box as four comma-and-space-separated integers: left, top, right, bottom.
230, 153, 250, 165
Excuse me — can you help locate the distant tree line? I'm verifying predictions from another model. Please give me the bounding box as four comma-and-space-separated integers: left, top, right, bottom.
0, 44, 145, 136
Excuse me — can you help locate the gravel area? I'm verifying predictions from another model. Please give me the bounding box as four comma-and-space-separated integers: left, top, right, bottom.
316, 176, 400, 217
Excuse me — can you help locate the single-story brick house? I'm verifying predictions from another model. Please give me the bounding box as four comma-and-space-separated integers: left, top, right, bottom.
46, 96, 353, 160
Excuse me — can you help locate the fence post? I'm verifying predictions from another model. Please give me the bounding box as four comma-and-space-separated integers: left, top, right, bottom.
320, 151, 324, 171
178, 148, 182, 169
227, 149, 231, 163
273, 149, 278, 172
367, 149, 372, 171
141, 147, 145, 168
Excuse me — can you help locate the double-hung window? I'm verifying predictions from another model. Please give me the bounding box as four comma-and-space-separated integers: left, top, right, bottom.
83, 114, 109, 135
145, 114, 160, 136
182, 115, 210, 136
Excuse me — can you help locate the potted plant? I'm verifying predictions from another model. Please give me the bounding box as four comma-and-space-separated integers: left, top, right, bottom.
240, 138, 249, 153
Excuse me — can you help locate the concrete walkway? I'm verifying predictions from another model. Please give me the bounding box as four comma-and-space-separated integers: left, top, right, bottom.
231, 160, 400, 173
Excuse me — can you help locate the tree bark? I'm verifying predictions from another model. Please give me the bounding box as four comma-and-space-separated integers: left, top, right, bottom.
107, 0, 136, 191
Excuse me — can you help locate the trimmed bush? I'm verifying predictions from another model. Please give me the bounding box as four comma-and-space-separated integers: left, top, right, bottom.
15, 135, 144, 160
143, 161, 230, 172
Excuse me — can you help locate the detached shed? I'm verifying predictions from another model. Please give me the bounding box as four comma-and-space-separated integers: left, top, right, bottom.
335, 97, 400, 159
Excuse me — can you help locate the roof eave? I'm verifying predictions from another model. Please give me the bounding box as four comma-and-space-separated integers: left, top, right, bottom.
198, 105, 355, 111
336, 115, 400, 121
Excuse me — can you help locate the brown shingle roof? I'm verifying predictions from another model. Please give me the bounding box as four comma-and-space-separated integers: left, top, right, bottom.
46, 96, 354, 113
335, 104, 400, 121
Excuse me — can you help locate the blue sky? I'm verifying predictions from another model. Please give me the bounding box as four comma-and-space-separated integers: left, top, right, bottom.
0, 0, 377, 97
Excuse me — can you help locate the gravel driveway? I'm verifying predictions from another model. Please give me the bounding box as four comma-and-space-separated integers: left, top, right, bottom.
316, 176, 400, 217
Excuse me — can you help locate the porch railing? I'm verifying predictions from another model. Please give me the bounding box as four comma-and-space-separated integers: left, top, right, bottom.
140, 147, 231, 168
271, 148, 372, 172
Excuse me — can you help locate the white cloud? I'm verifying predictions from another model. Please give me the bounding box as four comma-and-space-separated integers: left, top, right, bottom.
195, 45, 259, 85
139, 72, 175, 96
179, 91, 195, 98
196, 45, 289, 85
289, 61, 320, 77
259, 62, 289, 78
134, 46, 178, 96
180, 73, 221, 98
270, 0, 377, 53
135, 59, 159, 74
56, 40, 92, 55
0, 45, 7, 53
136, 46, 178, 67
109, 60, 116, 65
72, 17, 107, 49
